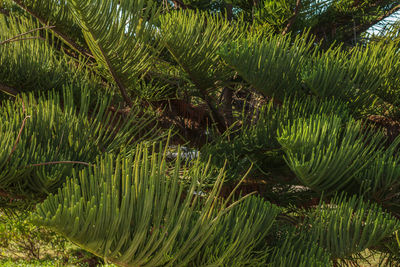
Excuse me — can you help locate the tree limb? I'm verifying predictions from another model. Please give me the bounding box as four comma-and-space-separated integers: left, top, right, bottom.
171, 0, 188, 9
83, 25, 134, 107
0, 83, 19, 96
13, 0, 93, 58
6, 116, 31, 163
26, 161, 91, 168
354, 4, 400, 37
282, 0, 302, 35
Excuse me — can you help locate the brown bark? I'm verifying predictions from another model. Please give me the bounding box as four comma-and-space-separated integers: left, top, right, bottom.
282, 0, 302, 35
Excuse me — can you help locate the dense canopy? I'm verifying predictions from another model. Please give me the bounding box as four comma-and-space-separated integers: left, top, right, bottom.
1, 0, 400, 266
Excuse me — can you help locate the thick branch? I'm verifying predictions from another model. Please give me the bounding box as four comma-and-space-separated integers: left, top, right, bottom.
282, 0, 302, 35
13, 0, 93, 58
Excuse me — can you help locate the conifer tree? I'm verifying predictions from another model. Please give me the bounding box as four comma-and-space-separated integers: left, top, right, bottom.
1, 0, 400, 266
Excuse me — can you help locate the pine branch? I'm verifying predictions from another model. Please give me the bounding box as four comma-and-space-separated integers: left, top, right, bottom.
0, 25, 53, 45
6, 115, 31, 163
354, 4, 400, 37
0, 83, 19, 96
12, 0, 93, 58
282, 0, 302, 35
26, 161, 90, 168
84, 24, 133, 107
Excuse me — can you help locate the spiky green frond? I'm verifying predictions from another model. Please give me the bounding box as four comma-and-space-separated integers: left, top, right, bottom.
302, 41, 395, 110
220, 31, 398, 111
303, 194, 400, 260
192, 195, 279, 266
0, 15, 90, 95
0, 86, 161, 202
354, 138, 400, 216
365, 40, 400, 117
11, 0, 88, 55
219, 33, 314, 101
67, 0, 160, 104
372, 234, 400, 267
302, 46, 357, 99
277, 114, 385, 194
159, 10, 244, 93
267, 235, 332, 267
201, 96, 350, 182
31, 146, 280, 266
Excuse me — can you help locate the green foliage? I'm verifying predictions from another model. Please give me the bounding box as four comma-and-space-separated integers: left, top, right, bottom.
32, 145, 279, 266
254, 0, 294, 33
68, 0, 160, 101
0, 86, 161, 205
0, 15, 92, 95
267, 235, 332, 267
201, 96, 350, 182
303, 194, 400, 261
2, 0, 400, 265
301, 43, 383, 106
11, 0, 86, 51
367, 40, 400, 118
277, 114, 386, 194
220, 33, 314, 101
159, 10, 243, 93
355, 139, 400, 216
191, 195, 279, 266
221, 31, 400, 114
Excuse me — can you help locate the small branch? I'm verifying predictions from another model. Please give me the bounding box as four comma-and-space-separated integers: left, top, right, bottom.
13, 0, 93, 58
84, 26, 133, 107
6, 97, 28, 162
26, 161, 91, 168
1, 36, 46, 45
282, 0, 302, 35
353, 4, 400, 37
0, 189, 26, 200
0, 25, 54, 45
171, 0, 188, 9
0, 83, 19, 96
6, 115, 31, 163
